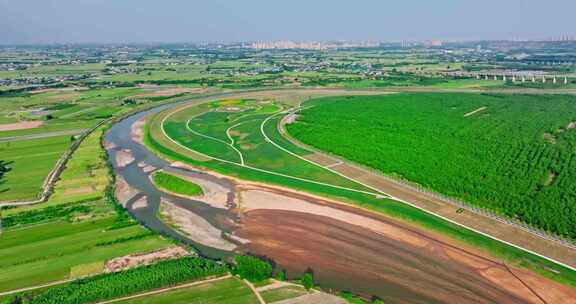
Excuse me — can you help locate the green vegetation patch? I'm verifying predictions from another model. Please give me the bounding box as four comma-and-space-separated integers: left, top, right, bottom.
113, 277, 258, 304
161, 99, 370, 191
152, 171, 204, 197
232, 255, 273, 283
0, 124, 171, 294
69, 261, 104, 279
260, 285, 308, 303
0, 218, 171, 293
13, 256, 228, 304
0, 135, 71, 201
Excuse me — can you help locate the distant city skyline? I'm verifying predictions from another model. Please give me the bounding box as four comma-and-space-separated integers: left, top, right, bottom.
1, 0, 575, 44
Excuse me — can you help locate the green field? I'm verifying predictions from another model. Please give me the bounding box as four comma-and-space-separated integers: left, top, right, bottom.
0, 124, 172, 293
0, 86, 203, 202
12, 256, 228, 304
260, 285, 308, 303
161, 99, 371, 192
0, 218, 170, 292
115, 277, 258, 304
153, 171, 204, 197
287, 93, 576, 240
0, 135, 71, 201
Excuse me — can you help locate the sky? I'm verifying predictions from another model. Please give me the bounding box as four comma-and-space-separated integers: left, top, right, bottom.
1, 0, 575, 44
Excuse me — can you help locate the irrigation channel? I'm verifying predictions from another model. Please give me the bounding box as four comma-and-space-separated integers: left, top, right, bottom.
105, 99, 576, 304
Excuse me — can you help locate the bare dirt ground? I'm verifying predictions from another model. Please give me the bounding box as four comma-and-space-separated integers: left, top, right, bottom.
135, 86, 205, 98
234, 186, 576, 304
46, 92, 80, 103
29, 87, 86, 94
137, 161, 157, 174
283, 113, 299, 124
130, 117, 146, 145
115, 149, 135, 168
104, 246, 189, 273
62, 186, 94, 196
114, 175, 139, 207
0, 129, 85, 142
273, 292, 346, 304
131, 195, 148, 210
103, 140, 117, 150
160, 199, 237, 251
0, 121, 43, 131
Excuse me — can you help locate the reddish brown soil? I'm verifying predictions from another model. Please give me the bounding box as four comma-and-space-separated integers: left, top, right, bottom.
235, 205, 576, 304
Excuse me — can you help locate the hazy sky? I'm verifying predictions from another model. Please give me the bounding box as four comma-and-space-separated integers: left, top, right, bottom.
1, 0, 574, 44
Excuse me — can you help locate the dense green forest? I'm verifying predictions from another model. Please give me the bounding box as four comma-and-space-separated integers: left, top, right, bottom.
287, 93, 576, 239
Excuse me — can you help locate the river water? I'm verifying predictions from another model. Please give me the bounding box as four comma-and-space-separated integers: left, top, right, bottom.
104, 103, 236, 260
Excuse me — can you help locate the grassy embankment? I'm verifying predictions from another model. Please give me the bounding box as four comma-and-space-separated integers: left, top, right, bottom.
152, 171, 204, 197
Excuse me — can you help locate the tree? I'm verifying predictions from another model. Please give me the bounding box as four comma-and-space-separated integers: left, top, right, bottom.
233, 255, 273, 283
301, 271, 314, 290
275, 269, 286, 281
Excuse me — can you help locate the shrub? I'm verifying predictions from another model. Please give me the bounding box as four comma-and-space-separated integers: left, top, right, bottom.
301, 272, 314, 290
233, 255, 273, 283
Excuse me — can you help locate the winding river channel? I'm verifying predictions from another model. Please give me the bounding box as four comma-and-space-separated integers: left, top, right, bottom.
103, 97, 576, 304
105, 101, 237, 259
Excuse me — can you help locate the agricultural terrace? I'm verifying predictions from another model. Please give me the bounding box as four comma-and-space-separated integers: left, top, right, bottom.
147, 93, 576, 287
0, 126, 172, 294
287, 93, 576, 240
